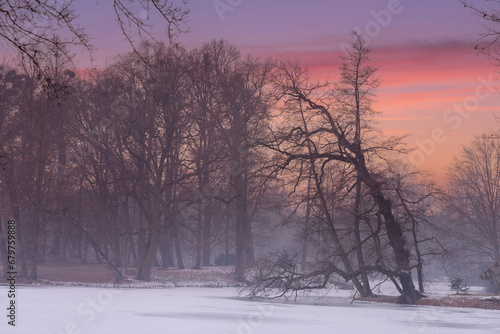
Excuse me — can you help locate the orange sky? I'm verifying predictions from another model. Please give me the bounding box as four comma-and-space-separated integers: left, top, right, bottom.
277, 42, 500, 183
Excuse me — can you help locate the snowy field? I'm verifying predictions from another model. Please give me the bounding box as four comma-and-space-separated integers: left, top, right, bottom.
1, 286, 499, 334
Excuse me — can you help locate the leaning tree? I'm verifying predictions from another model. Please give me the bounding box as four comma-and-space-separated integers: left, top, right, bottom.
255, 33, 420, 304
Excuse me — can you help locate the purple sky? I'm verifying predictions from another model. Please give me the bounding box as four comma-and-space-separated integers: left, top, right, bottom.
73, 0, 482, 65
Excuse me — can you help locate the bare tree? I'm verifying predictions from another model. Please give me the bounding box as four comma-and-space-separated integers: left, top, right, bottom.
1, 64, 58, 280
461, 0, 500, 63
111, 42, 190, 281
113, 0, 189, 52
446, 133, 500, 293
261, 34, 419, 303
0, 65, 25, 278
0, 0, 188, 70
209, 41, 273, 281
184, 45, 226, 268
67, 67, 129, 278
334, 32, 380, 297
386, 162, 443, 293
181, 40, 274, 280
0, 0, 89, 68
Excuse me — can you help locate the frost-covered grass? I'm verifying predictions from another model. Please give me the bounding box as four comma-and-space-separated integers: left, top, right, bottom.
1, 286, 500, 334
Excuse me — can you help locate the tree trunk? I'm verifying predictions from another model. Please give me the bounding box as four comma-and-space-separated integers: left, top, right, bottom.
235, 195, 246, 281
225, 204, 231, 266
137, 228, 146, 265
22, 207, 41, 281
301, 170, 312, 270
367, 184, 416, 302
0, 218, 9, 279
51, 222, 62, 258
202, 201, 212, 266
411, 216, 425, 293
234, 170, 252, 281
112, 237, 122, 268
137, 192, 161, 281
193, 206, 202, 269
313, 164, 366, 295
173, 231, 184, 269
243, 214, 255, 267
110, 208, 122, 267
130, 236, 138, 267
83, 238, 88, 264
159, 228, 174, 268
353, 180, 372, 297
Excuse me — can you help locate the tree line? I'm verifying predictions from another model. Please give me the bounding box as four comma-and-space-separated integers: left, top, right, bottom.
0, 33, 498, 304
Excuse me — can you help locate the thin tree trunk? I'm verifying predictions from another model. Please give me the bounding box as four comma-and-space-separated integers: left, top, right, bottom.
173, 230, 184, 269
410, 207, 425, 293
137, 191, 161, 281
68, 215, 125, 281
353, 179, 372, 296
130, 236, 138, 267
0, 218, 9, 279
158, 233, 171, 268
202, 201, 212, 266
298, 102, 365, 295
194, 205, 202, 269
51, 222, 62, 258
312, 163, 365, 295
235, 192, 246, 282
83, 238, 88, 264
301, 169, 312, 271
224, 205, 230, 266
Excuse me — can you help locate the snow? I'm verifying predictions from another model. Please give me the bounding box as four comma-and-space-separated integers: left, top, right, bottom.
1, 286, 499, 334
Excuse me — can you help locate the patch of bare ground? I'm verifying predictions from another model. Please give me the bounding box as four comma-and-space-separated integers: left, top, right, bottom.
357, 294, 500, 310
1, 262, 242, 287
29, 262, 116, 284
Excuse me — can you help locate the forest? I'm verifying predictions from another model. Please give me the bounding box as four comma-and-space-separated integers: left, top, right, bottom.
0, 0, 499, 306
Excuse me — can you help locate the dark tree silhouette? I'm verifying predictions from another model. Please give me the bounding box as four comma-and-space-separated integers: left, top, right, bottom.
462, 0, 500, 62
0, 0, 188, 69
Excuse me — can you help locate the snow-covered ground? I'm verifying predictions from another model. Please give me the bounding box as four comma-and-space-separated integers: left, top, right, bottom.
1, 286, 499, 334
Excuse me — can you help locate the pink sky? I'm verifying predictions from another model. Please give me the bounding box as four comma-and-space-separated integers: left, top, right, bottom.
242, 41, 500, 182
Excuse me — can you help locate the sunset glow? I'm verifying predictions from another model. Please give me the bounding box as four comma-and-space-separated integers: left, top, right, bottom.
67, 0, 499, 182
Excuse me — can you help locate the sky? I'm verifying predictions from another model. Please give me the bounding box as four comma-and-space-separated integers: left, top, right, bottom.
69, 0, 500, 182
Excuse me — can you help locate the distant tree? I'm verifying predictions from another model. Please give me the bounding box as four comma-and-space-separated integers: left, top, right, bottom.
446, 133, 500, 293
1, 65, 56, 280
68, 66, 129, 278
0, 65, 28, 278
449, 276, 469, 294
184, 44, 226, 269
187, 40, 274, 281
110, 42, 190, 281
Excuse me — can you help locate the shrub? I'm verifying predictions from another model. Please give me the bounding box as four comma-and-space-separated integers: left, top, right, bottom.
449, 277, 469, 294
